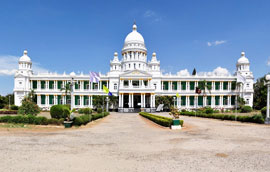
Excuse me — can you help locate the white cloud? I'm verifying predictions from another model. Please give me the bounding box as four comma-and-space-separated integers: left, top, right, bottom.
267, 57, 270, 66
144, 10, 155, 18
0, 55, 48, 76
198, 67, 231, 76
177, 69, 190, 76
207, 40, 227, 47
143, 10, 162, 22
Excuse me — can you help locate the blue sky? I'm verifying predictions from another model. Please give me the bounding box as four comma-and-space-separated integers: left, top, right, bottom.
0, 0, 270, 95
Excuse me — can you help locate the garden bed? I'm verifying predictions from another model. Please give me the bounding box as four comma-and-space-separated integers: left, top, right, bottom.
139, 112, 184, 127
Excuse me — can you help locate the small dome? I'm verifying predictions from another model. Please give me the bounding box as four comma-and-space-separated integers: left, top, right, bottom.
19, 50, 31, 63
114, 52, 118, 56
124, 24, 144, 44
237, 51, 249, 64
70, 72, 76, 77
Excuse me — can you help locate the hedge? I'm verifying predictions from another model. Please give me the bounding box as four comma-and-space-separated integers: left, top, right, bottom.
139, 112, 184, 127
50, 105, 70, 119
73, 112, 110, 126
0, 115, 64, 125
180, 111, 264, 124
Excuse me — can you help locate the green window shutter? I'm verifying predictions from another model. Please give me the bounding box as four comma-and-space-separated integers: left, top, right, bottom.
84, 81, 89, 90
231, 96, 236, 105
41, 81, 45, 89
181, 96, 186, 106
215, 82, 220, 90
181, 82, 186, 90
49, 95, 54, 104
57, 81, 62, 89
57, 95, 62, 104
207, 82, 212, 89
75, 96, 80, 105
172, 81, 177, 90
190, 82, 195, 90
198, 96, 203, 106
215, 96, 220, 105
75, 82, 79, 89
32, 81, 37, 89
231, 81, 236, 90
198, 81, 204, 88
41, 95, 46, 104
66, 95, 71, 104
102, 81, 107, 88
49, 81, 54, 89
163, 81, 168, 90
84, 96, 89, 105
223, 82, 228, 90
189, 96, 194, 106
207, 96, 211, 105
223, 96, 228, 105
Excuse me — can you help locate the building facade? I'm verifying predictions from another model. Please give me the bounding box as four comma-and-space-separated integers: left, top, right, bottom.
14, 24, 254, 112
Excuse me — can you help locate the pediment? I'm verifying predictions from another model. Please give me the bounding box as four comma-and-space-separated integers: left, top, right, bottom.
120, 70, 152, 78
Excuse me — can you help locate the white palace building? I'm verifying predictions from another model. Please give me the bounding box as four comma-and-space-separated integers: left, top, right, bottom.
14, 23, 254, 112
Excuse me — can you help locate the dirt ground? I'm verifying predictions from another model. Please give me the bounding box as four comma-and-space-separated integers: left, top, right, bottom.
0, 112, 269, 172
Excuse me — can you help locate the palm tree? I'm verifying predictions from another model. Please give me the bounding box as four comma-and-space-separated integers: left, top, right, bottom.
60, 83, 71, 104
198, 80, 212, 107
109, 95, 119, 110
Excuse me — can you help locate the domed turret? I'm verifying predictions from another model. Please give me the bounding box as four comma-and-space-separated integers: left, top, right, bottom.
149, 52, 160, 72
237, 51, 249, 64
121, 23, 148, 71
19, 50, 31, 63
236, 51, 250, 73
110, 52, 121, 71
18, 50, 32, 71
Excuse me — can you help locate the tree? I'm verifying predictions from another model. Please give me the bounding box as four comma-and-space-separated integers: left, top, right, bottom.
253, 76, 267, 110
93, 95, 106, 109
198, 80, 212, 96
192, 68, 197, 75
109, 95, 118, 110
155, 96, 173, 111
18, 98, 40, 115
60, 83, 71, 104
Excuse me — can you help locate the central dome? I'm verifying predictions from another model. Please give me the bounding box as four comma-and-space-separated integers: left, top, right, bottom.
124, 24, 144, 44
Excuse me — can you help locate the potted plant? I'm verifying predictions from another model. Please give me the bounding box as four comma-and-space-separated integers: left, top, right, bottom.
63, 112, 74, 128
169, 107, 181, 130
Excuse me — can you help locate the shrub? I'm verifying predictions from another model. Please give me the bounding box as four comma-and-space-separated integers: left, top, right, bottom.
18, 99, 40, 116
78, 108, 84, 114
251, 114, 264, 124
48, 118, 60, 125
0, 115, 60, 125
261, 107, 267, 119
83, 108, 92, 115
50, 105, 70, 119
11, 105, 19, 110
97, 108, 103, 113
0, 110, 17, 114
205, 107, 214, 114
240, 106, 252, 113
73, 117, 84, 126
139, 112, 179, 127
81, 115, 92, 125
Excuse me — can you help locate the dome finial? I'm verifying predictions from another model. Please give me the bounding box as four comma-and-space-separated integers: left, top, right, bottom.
241, 51, 245, 56
132, 21, 137, 31
23, 50, 28, 55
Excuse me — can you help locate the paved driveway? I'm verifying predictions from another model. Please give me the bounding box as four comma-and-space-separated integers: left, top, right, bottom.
0, 112, 270, 172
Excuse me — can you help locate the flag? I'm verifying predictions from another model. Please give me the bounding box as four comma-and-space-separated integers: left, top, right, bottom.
103, 85, 112, 96
89, 72, 100, 83
176, 93, 180, 98
237, 73, 246, 83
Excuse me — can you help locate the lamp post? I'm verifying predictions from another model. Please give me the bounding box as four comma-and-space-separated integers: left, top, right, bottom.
265, 74, 270, 124
105, 96, 109, 112
9, 95, 11, 109
70, 72, 76, 111
173, 97, 176, 108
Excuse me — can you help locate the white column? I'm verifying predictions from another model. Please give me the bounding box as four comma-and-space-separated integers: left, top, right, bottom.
203, 96, 207, 107
187, 81, 190, 91
220, 95, 223, 107
161, 81, 163, 90
119, 94, 122, 108
141, 94, 143, 108
54, 95, 57, 105
131, 94, 134, 108
228, 82, 231, 91
37, 95, 41, 106
88, 95, 91, 107
150, 95, 153, 108
153, 95, 155, 108
211, 96, 215, 108
128, 94, 131, 108
221, 82, 223, 91
186, 96, 189, 108
80, 95, 83, 107
121, 94, 124, 108
46, 95, 49, 106
98, 81, 100, 91
80, 81, 83, 91
228, 95, 231, 107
